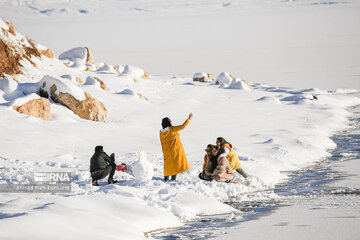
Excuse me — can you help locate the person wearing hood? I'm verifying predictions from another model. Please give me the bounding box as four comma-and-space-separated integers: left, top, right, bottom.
210, 147, 234, 182
216, 137, 249, 178
160, 113, 193, 183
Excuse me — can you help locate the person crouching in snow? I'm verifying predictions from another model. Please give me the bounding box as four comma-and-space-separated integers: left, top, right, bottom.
216, 137, 249, 178
90, 145, 118, 186
199, 144, 217, 181
160, 113, 193, 183
209, 146, 234, 182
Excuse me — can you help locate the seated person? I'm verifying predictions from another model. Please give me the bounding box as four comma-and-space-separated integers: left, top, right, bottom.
90, 145, 118, 186
209, 147, 234, 183
199, 144, 218, 181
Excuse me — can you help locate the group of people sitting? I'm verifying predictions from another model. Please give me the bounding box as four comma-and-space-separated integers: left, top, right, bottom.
199, 137, 248, 183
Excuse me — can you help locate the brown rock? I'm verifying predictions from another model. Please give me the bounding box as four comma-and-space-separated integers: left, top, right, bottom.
241, 79, 253, 90
39, 49, 55, 59
75, 77, 83, 84
13, 98, 51, 120
133, 78, 139, 84
5, 21, 16, 36
93, 77, 108, 90
113, 66, 121, 74
137, 93, 149, 101
141, 72, 151, 79
85, 47, 92, 64
44, 84, 107, 122
229, 74, 235, 80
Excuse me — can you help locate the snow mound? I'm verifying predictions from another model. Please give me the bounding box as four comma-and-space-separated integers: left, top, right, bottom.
118, 88, 136, 96
61, 74, 79, 84
96, 64, 117, 73
59, 47, 88, 64
228, 78, 252, 91
122, 65, 144, 78
256, 96, 282, 104
216, 72, 233, 85
39, 75, 86, 101
115, 65, 124, 73
0, 76, 18, 92
131, 151, 154, 181
84, 76, 100, 88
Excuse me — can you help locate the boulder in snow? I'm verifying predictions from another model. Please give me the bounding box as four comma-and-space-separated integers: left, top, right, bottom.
59, 47, 92, 64
12, 96, 51, 120
193, 72, 213, 82
215, 72, 233, 85
228, 78, 252, 91
122, 65, 144, 78
39, 75, 107, 122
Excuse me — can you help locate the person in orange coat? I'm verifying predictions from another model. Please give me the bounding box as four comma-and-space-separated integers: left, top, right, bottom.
160, 113, 193, 182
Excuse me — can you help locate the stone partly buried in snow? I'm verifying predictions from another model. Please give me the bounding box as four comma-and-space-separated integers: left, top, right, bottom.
13, 97, 51, 121
39, 75, 107, 122
193, 72, 213, 82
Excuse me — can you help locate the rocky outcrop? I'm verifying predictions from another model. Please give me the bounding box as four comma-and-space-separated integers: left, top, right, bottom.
85, 47, 92, 63
39, 76, 107, 122
13, 98, 51, 120
0, 18, 55, 77
141, 72, 151, 79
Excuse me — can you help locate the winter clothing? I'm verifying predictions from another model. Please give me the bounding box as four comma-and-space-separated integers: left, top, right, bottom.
160, 118, 191, 176
223, 143, 241, 170
202, 154, 208, 170
90, 151, 116, 184
164, 175, 177, 182
236, 167, 249, 178
199, 171, 213, 181
212, 153, 234, 182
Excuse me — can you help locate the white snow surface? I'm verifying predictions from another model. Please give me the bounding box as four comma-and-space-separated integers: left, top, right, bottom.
1, 0, 360, 239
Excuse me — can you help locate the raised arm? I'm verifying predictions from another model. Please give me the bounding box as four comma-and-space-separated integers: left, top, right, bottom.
171, 113, 193, 132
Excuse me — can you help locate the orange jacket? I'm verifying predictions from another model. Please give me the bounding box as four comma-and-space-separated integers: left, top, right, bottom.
160, 118, 190, 176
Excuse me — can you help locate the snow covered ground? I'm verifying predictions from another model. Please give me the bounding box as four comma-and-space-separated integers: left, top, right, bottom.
1, 0, 360, 239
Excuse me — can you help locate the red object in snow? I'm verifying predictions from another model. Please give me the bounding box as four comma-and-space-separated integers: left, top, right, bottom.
116, 164, 126, 172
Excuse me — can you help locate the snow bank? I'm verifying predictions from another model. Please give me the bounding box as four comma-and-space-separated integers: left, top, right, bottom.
96, 64, 117, 73
228, 78, 252, 91
59, 47, 87, 63
122, 65, 144, 78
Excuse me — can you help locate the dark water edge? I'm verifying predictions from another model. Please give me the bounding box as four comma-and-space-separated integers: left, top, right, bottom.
150, 103, 360, 240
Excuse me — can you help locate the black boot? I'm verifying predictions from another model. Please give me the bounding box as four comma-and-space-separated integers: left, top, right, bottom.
108, 179, 118, 184
92, 180, 99, 186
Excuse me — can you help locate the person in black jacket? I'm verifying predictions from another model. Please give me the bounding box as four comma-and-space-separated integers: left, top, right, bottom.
90, 146, 118, 186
